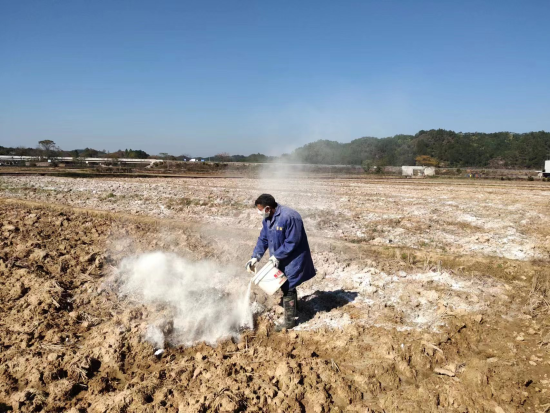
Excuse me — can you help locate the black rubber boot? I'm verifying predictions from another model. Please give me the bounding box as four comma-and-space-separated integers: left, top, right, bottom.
276, 289, 297, 332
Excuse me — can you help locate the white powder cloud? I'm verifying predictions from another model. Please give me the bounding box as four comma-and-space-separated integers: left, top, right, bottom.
116, 251, 253, 347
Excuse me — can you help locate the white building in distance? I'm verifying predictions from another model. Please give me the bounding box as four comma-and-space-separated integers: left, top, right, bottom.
402, 166, 436, 177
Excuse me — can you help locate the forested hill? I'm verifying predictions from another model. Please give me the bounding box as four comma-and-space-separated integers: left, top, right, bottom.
289, 130, 550, 168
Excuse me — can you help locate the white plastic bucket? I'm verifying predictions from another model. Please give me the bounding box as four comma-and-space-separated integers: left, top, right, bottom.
252, 261, 287, 295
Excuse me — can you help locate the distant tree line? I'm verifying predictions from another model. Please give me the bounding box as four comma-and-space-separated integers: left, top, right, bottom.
1, 130, 549, 168
289, 129, 550, 168
206, 152, 277, 163
0, 142, 152, 160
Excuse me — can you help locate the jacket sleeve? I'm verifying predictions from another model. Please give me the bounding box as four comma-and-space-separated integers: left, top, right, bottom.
252, 221, 268, 260
273, 215, 302, 261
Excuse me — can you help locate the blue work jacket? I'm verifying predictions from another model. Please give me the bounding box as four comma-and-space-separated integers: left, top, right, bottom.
252, 205, 316, 289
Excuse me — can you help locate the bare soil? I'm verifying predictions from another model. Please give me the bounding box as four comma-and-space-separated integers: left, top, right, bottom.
1, 175, 550, 412
1, 175, 549, 261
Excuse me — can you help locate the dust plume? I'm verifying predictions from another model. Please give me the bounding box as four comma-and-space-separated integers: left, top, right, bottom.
115, 251, 253, 348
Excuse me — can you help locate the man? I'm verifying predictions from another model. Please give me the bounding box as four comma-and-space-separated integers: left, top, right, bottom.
246, 194, 316, 330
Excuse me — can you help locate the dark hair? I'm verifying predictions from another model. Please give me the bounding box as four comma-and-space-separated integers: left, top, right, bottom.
254, 194, 277, 209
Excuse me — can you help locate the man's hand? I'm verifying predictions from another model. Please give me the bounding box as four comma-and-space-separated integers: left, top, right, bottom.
268, 255, 279, 268
245, 258, 258, 274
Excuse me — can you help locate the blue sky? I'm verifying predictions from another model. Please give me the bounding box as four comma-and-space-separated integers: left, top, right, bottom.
1, 0, 549, 156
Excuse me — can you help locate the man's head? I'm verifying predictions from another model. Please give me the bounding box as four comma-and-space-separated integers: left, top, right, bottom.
255, 194, 277, 218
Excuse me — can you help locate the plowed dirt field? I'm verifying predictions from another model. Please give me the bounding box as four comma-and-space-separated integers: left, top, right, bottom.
1, 176, 549, 412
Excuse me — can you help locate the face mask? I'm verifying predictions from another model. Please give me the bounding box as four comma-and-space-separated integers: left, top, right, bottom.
257, 206, 270, 219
